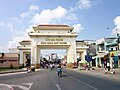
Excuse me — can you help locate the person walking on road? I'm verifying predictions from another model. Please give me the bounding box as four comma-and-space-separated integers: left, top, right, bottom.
107, 62, 110, 73
25, 61, 30, 73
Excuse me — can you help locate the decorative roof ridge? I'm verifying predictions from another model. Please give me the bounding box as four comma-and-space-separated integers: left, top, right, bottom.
38, 24, 69, 27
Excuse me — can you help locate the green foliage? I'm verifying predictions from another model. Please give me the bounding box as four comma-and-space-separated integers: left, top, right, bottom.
0, 66, 20, 71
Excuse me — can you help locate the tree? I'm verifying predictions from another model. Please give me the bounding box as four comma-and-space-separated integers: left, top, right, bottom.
2, 52, 4, 57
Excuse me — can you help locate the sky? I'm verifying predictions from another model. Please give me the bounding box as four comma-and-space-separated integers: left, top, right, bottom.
0, 0, 120, 53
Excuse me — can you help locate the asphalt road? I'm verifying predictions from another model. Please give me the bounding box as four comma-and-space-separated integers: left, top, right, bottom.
0, 68, 120, 90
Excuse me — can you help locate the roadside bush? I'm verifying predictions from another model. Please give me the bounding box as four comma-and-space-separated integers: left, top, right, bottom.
19, 65, 24, 69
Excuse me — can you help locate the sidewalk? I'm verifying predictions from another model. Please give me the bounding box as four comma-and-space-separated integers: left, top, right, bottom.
0, 69, 26, 74
72, 67, 120, 81
0, 68, 41, 74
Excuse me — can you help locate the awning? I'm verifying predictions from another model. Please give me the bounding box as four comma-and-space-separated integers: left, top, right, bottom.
95, 53, 107, 58
92, 56, 96, 59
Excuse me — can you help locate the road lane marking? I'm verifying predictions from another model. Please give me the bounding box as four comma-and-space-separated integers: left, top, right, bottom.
64, 72, 98, 90
0, 84, 14, 90
23, 82, 33, 89
11, 85, 28, 90
0, 72, 26, 76
11, 82, 33, 90
69, 76, 98, 90
0, 82, 33, 90
56, 84, 62, 90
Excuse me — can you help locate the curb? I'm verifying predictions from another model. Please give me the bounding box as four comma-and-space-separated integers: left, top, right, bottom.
0, 70, 27, 74
0, 69, 41, 74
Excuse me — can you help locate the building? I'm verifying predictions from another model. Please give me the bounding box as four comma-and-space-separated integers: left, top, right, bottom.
85, 40, 96, 66
0, 53, 19, 67
106, 37, 120, 68
76, 40, 89, 60
95, 37, 120, 68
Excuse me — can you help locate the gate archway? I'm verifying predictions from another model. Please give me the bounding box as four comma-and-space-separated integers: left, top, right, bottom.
29, 25, 77, 68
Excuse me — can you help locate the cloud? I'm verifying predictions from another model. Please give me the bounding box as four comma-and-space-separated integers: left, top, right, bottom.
7, 22, 14, 32
72, 24, 83, 33
29, 5, 39, 11
31, 6, 79, 25
5, 5, 80, 52
66, 13, 78, 21
0, 46, 7, 52
0, 22, 4, 26
70, 0, 102, 12
2, 4, 83, 52
20, 5, 39, 19
1, 5, 38, 52
112, 16, 120, 36
69, 0, 92, 12
4, 5, 38, 51
7, 25, 33, 48
114, 16, 120, 27
31, 6, 67, 24
76, 0, 92, 10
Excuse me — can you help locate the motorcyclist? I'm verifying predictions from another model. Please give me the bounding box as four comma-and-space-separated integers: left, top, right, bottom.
50, 63, 55, 70
57, 64, 62, 77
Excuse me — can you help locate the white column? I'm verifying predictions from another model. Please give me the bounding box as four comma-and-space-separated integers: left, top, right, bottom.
37, 48, 40, 64
96, 58, 98, 67
67, 47, 70, 63
34, 46, 37, 65
20, 51, 23, 64
83, 50, 87, 60
66, 42, 76, 63
35, 46, 40, 64
23, 52, 27, 65
72, 42, 77, 63
70, 42, 76, 63
69, 46, 72, 63
99, 58, 102, 66
31, 45, 35, 65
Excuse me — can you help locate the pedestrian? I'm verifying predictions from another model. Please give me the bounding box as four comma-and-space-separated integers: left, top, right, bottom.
52, 63, 55, 68
25, 61, 30, 73
50, 63, 53, 70
104, 56, 107, 69
104, 68, 107, 74
46, 63, 48, 69
107, 62, 110, 73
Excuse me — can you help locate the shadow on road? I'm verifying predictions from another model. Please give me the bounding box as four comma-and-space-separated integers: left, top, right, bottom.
61, 74, 68, 77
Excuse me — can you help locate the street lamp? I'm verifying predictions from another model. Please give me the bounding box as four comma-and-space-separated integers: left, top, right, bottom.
116, 29, 120, 50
